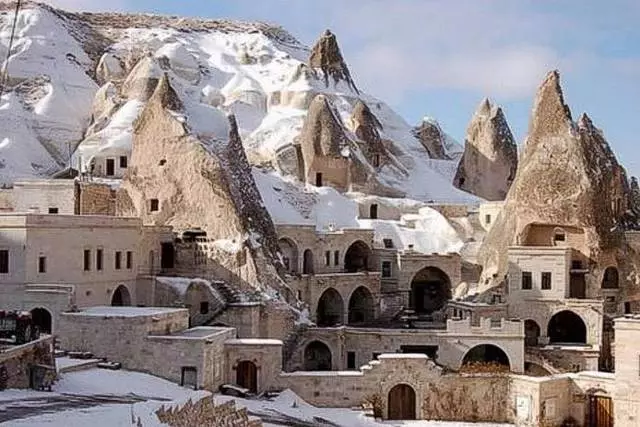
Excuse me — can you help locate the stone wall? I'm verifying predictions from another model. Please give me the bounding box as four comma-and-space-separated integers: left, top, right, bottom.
426, 204, 469, 219
156, 397, 262, 427
0, 335, 54, 389
77, 181, 116, 215
614, 316, 640, 426
225, 339, 283, 392
12, 180, 76, 214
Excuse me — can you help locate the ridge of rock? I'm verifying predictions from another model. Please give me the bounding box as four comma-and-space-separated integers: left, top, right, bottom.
308, 29, 359, 93
411, 118, 450, 160
453, 98, 518, 201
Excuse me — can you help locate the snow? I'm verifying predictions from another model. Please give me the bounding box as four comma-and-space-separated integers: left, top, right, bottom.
65, 306, 184, 317
225, 338, 283, 345
378, 353, 429, 360
155, 275, 225, 303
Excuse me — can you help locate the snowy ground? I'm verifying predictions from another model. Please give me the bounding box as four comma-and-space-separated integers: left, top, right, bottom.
0, 367, 513, 426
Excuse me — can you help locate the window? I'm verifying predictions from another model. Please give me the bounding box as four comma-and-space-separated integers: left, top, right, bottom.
83, 249, 91, 271
283, 257, 290, 270
625, 302, 632, 314
383, 238, 394, 249
347, 352, 356, 369
38, 256, 46, 273
553, 229, 566, 243
119, 156, 128, 168
541, 272, 552, 290
0, 250, 8, 273
48, 207, 58, 214
485, 214, 491, 224
115, 251, 122, 270
150, 199, 159, 212
200, 301, 209, 315
372, 352, 381, 360
382, 261, 392, 278
334, 250, 339, 266
106, 158, 115, 176
96, 249, 103, 271
373, 154, 380, 167
315, 172, 323, 187
325, 251, 331, 266
521, 271, 532, 290
126, 251, 132, 269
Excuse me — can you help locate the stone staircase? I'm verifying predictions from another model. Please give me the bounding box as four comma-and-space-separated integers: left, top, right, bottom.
282, 324, 309, 371
524, 348, 564, 375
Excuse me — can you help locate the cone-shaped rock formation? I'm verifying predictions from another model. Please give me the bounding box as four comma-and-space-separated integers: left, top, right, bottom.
412, 118, 450, 160
454, 98, 518, 201
309, 29, 358, 93
478, 70, 632, 293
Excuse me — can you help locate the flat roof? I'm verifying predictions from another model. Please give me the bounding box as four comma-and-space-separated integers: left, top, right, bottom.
225, 338, 283, 346
63, 306, 186, 318
0, 214, 141, 229
149, 326, 234, 340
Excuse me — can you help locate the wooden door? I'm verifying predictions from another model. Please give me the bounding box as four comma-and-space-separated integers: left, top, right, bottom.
236, 361, 257, 393
588, 395, 613, 427
388, 384, 416, 420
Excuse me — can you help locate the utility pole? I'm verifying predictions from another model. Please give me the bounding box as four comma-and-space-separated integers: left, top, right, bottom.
0, 0, 22, 100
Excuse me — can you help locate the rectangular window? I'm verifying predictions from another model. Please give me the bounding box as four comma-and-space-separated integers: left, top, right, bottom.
200, 301, 209, 315
83, 249, 91, 271
625, 302, 632, 314
38, 256, 46, 273
119, 156, 128, 168
96, 249, 103, 271
48, 207, 59, 214
0, 250, 8, 273
150, 199, 159, 212
347, 351, 356, 369
521, 271, 532, 290
383, 238, 394, 248
126, 251, 133, 269
485, 214, 491, 224
541, 272, 552, 290
382, 261, 392, 278
334, 250, 339, 266
115, 251, 122, 270
315, 172, 323, 187
106, 158, 115, 176
325, 251, 331, 266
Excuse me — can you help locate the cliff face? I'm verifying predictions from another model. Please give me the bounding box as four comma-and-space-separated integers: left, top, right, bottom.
478, 71, 632, 292
117, 74, 286, 296
454, 99, 518, 201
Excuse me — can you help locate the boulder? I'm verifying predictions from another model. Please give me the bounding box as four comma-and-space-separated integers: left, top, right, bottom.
453, 98, 518, 201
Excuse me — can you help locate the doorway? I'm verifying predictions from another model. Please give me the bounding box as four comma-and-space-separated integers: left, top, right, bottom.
106, 158, 115, 176
180, 367, 197, 389
160, 242, 175, 269
236, 361, 258, 393
388, 384, 416, 420
587, 395, 613, 427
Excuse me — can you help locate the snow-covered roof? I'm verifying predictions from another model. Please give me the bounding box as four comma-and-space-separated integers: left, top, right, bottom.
64, 306, 185, 318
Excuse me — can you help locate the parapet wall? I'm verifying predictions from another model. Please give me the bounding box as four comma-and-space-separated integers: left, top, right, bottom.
0, 335, 54, 389
445, 316, 524, 336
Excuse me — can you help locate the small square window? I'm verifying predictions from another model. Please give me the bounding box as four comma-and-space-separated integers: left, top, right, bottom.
119, 156, 128, 168
347, 351, 356, 369
150, 199, 159, 212
48, 207, 58, 214
541, 272, 552, 290
521, 271, 532, 290
38, 256, 46, 273
383, 238, 394, 249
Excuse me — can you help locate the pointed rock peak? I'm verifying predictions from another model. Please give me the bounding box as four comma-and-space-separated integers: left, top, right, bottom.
352, 100, 383, 131
412, 118, 448, 160
150, 73, 183, 111
530, 69, 573, 136
578, 112, 594, 129
476, 97, 493, 116
309, 29, 359, 94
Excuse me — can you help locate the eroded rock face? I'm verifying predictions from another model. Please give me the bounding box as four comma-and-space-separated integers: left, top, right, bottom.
454, 98, 518, 201
118, 74, 287, 296
349, 100, 386, 166
121, 54, 163, 101
478, 70, 632, 292
308, 29, 358, 93
412, 118, 449, 160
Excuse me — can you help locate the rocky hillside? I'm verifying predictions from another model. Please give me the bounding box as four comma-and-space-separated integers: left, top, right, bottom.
478, 70, 634, 293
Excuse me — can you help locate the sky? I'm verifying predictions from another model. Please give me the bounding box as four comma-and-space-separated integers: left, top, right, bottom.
46, 0, 640, 176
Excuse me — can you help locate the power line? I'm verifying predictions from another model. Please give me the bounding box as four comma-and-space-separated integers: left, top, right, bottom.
0, 0, 22, 100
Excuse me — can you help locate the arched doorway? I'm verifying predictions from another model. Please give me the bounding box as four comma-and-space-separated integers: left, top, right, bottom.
236, 361, 258, 393
316, 288, 344, 327
462, 344, 510, 370
30, 307, 52, 334
278, 238, 299, 273
547, 310, 587, 344
601, 267, 619, 289
388, 384, 416, 420
111, 285, 132, 306
344, 241, 371, 273
304, 341, 332, 371
525, 319, 541, 347
348, 286, 374, 324
410, 267, 451, 315
303, 249, 314, 274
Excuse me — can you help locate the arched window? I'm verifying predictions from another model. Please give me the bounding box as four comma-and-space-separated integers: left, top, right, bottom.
348, 286, 375, 324
344, 241, 371, 273
547, 310, 587, 344
409, 267, 452, 315
304, 341, 332, 371
316, 288, 344, 326
30, 307, 52, 334
303, 249, 314, 274
462, 344, 510, 370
